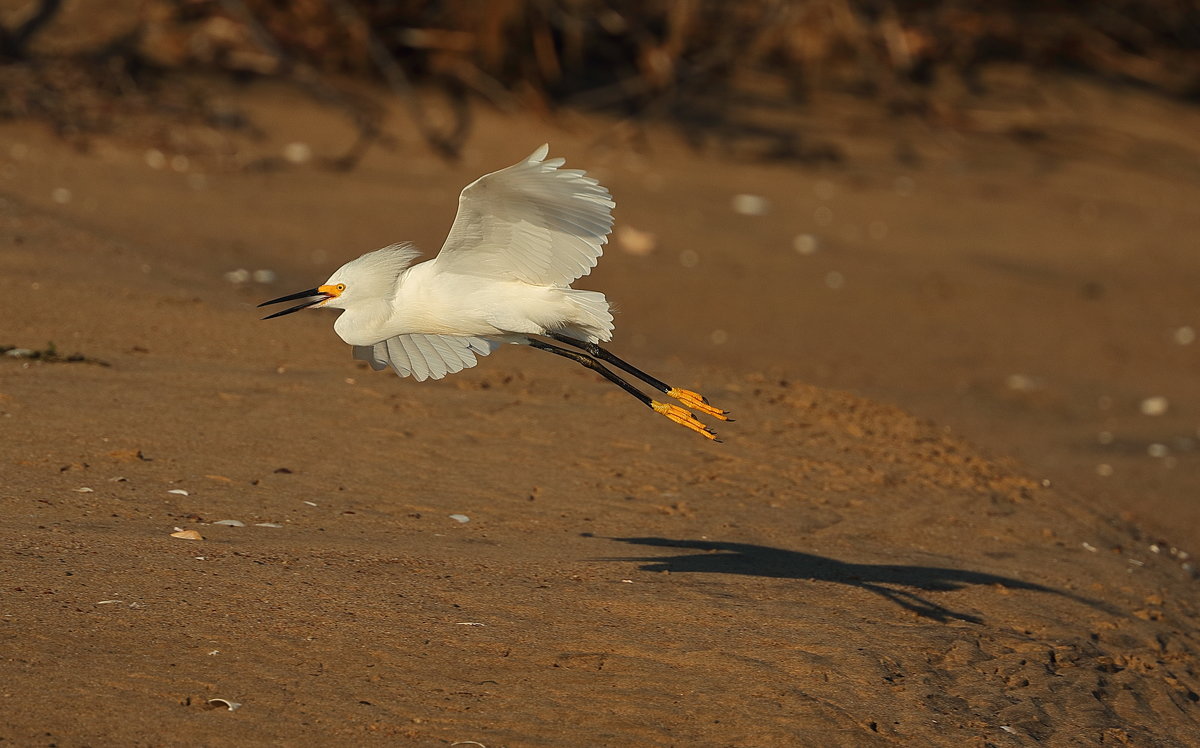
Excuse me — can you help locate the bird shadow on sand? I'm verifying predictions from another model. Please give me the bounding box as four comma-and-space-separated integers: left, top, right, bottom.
586, 535, 1115, 624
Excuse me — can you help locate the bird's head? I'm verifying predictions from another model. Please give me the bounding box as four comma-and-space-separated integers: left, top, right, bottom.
258, 243, 420, 319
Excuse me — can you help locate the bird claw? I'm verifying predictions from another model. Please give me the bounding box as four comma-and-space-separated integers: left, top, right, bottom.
668, 387, 732, 421
652, 401, 720, 441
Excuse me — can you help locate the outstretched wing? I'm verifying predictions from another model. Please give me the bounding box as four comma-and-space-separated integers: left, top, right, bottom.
354, 335, 499, 382
432, 144, 615, 286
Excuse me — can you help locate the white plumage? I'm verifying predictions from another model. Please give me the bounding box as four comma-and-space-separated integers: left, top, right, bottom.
260, 145, 730, 440
436, 143, 614, 286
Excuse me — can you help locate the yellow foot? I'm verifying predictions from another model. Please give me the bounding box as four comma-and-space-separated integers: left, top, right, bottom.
668, 387, 732, 421
652, 401, 720, 441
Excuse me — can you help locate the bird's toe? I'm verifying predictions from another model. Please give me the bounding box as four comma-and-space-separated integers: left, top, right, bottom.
668, 387, 732, 421
652, 401, 720, 441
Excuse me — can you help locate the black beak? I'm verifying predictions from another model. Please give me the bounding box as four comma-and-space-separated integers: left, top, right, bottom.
257, 288, 330, 320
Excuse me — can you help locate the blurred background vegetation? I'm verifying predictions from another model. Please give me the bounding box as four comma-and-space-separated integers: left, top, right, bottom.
2, 0, 1199, 163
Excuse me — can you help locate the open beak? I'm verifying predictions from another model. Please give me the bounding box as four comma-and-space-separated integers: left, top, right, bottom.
258, 286, 337, 320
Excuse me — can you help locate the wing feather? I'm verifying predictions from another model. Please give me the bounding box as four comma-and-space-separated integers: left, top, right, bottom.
432, 145, 614, 286
353, 335, 499, 382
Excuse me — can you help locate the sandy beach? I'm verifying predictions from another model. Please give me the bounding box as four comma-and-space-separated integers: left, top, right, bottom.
2, 74, 1198, 744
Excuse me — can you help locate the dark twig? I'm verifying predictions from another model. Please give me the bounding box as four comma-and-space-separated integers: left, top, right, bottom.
326, 0, 470, 160
0, 0, 63, 60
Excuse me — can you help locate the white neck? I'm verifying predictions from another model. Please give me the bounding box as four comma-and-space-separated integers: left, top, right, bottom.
332, 298, 395, 346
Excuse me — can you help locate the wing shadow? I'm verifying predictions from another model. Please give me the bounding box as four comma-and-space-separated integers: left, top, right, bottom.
589, 535, 1112, 624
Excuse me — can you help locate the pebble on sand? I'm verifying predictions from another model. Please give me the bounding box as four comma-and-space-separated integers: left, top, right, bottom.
793, 234, 819, 255
1140, 396, 1169, 417
170, 529, 204, 541
283, 142, 312, 164
731, 194, 769, 216
615, 224, 657, 255
145, 149, 166, 169
449, 514, 471, 523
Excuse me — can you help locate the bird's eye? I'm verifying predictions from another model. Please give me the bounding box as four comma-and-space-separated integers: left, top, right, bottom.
335, 284, 346, 292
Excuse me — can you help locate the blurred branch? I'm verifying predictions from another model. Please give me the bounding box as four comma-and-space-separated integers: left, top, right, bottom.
327, 0, 469, 160
0, 0, 62, 60
3, 0, 1200, 162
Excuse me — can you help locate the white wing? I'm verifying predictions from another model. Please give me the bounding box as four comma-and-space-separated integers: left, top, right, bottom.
353, 335, 499, 382
432, 144, 615, 286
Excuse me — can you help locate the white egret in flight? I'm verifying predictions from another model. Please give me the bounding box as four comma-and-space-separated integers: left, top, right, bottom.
259, 145, 730, 440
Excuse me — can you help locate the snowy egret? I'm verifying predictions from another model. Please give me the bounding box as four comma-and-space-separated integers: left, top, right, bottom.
259, 145, 730, 440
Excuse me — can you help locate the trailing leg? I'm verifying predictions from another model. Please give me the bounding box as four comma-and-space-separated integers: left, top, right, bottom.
546, 332, 731, 421
527, 338, 719, 441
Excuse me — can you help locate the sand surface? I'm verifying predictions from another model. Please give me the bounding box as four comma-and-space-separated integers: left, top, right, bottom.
2, 81, 1199, 745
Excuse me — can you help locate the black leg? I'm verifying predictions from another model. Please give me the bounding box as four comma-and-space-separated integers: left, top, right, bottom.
527, 338, 719, 441
545, 332, 731, 421
527, 339, 652, 408
547, 332, 669, 392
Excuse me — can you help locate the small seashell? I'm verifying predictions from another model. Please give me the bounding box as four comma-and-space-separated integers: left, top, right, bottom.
212, 519, 245, 527
96, 600, 123, 605
206, 698, 241, 711
170, 529, 204, 541
448, 514, 470, 523
75, 487, 94, 493
167, 489, 189, 496
302, 500, 318, 506
254, 522, 283, 528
